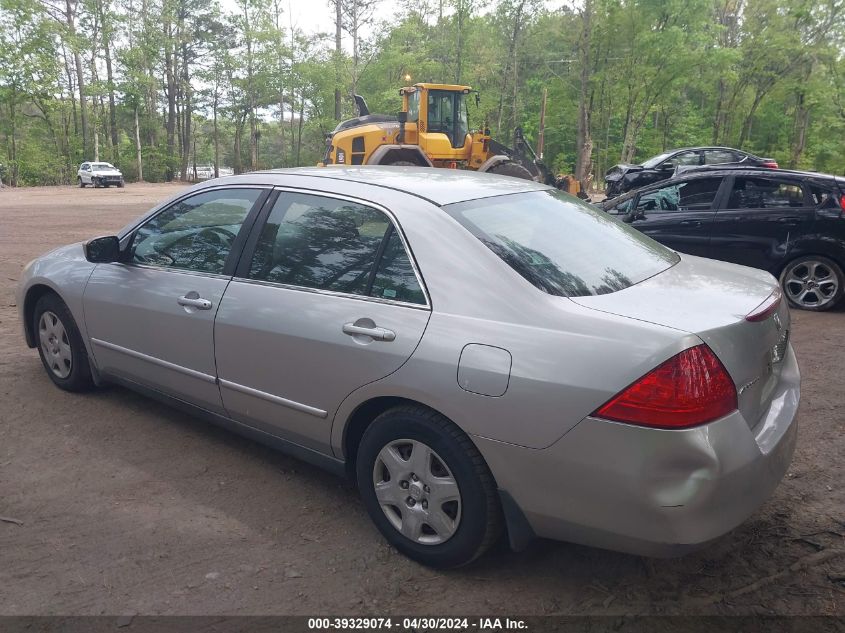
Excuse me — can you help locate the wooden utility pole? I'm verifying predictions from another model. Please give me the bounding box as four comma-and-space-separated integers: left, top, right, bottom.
537, 87, 547, 160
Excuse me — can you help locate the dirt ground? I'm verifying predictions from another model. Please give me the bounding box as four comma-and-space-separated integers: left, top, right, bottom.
0, 183, 843, 617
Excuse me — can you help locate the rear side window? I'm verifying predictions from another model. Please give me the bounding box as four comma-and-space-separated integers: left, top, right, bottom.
704, 149, 739, 164
809, 185, 839, 208
247, 192, 426, 304
445, 190, 679, 297
727, 178, 805, 209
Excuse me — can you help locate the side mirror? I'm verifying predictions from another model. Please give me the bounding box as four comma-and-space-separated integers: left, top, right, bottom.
397, 111, 408, 123
84, 235, 121, 263
660, 162, 676, 172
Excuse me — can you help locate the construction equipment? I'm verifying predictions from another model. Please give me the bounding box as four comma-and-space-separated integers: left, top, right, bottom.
320, 83, 575, 190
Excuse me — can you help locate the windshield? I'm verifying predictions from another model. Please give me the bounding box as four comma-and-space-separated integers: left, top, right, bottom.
427, 90, 469, 149
92, 163, 116, 171
445, 190, 679, 297
641, 152, 673, 169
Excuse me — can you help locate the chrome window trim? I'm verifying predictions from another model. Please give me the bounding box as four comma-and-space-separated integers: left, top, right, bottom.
219, 378, 328, 419
118, 184, 275, 243
229, 277, 430, 311
118, 262, 232, 281
240, 185, 432, 309
91, 338, 217, 383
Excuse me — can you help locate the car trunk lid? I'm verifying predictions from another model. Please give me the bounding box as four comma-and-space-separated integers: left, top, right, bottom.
569, 254, 790, 430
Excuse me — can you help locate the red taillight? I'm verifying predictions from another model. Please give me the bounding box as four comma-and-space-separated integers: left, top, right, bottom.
593, 345, 737, 429
762, 160, 779, 169
746, 287, 782, 322
840, 195, 845, 213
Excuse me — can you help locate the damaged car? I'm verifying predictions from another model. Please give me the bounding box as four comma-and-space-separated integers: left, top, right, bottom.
605, 147, 777, 199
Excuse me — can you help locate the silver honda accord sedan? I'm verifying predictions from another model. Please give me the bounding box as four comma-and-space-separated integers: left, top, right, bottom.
18, 167, 799, 568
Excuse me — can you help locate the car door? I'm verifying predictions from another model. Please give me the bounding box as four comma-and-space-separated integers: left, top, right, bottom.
80, 163, 90, 183
626, 176, 725, 256
214, 189, 431, 453
83, 186, 268, 413
709, 175, 816, 272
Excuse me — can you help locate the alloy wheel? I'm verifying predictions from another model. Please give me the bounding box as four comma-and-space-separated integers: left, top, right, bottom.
38, 310, 72, 378
372, 439, 462, 545
783, 259, 839, 309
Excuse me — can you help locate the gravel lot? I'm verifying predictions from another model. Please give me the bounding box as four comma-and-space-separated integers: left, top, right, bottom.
0, 183, 843, 617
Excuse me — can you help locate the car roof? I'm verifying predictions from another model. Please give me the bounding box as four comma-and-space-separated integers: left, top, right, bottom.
603, 166, 843, 207
675, 164, 840, 181
206, 166, 551, 206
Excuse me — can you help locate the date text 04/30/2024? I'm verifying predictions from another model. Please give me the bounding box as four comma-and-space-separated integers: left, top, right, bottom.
307, 617, 529, 630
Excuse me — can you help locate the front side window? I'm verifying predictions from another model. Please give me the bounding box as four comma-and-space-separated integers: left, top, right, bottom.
248, 193, 426, 304
727, 178, 805, 209
635, 177, 722, 213
606, 198, 632, 215
131, 188, 261, 273
407, 91, 420, 123
445, 191, 678, 297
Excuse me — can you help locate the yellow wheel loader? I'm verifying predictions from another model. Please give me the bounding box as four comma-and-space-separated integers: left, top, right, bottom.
319, 83, 580, 194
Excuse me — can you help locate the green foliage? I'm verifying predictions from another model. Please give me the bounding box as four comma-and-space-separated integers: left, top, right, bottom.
0, 0, 844, 186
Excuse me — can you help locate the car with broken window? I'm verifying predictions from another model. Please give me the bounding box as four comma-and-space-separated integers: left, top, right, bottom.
602, 166, 845, 311
604, 147, 777, 199
19, 167, 798, 567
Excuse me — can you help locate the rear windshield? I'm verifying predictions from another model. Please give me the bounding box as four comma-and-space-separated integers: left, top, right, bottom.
444, 190, 679, 297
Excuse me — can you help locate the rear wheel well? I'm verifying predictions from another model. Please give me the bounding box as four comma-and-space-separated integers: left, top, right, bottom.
777, 252, 845, 277
23, 284, 59, 347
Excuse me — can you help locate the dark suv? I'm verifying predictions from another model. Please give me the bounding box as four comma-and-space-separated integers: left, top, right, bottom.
602, 167, 845, 311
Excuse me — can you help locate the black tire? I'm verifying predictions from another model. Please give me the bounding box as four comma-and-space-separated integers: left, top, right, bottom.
356, 405, 502, 568
32, 293, 95, 392
117, 180, 125, 188
387, 160, 418, 166
93, 178, 101, 188
779, 255, 844, 311
488, 162, 535, 181
78, 177, 85, 188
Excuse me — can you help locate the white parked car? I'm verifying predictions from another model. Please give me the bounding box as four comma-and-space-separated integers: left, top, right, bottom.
78, 162, 125, 188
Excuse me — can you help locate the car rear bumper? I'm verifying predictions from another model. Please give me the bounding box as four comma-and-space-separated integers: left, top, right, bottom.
475, 344, 800, 557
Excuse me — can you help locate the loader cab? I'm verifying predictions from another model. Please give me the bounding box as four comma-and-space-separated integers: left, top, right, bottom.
402, 84, 472, 158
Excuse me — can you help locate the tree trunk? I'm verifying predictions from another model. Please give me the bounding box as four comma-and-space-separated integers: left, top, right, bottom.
180, 39, 192, 180
575, 0, 593, 191
99, 0, 119, 160
213, 92, 220, 178
164, 22, 177, 180
134, 105, 144, 181
789, 91, 810, 168
66, 0, 88, 158
296, 95, 305, 166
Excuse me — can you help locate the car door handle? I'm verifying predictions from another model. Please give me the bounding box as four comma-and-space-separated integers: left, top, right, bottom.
177, 295, 213, 310
679, 220, 702, 227
342, 322, 396, 342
